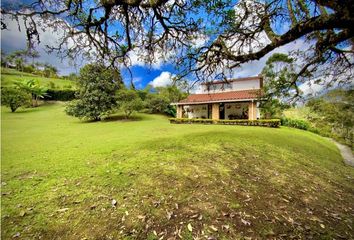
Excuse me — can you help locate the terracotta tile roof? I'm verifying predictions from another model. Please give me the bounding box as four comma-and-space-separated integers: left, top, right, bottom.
178, 89, 262, 105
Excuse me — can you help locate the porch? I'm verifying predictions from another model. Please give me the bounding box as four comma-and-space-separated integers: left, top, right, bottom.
176, 101, 259, 120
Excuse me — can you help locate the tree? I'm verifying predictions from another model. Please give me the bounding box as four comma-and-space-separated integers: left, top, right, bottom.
27, 50, 40, 64
65, 64, 122, 121
144, 85, 187, 116
116, 89, 144, 119
15, 79, 48, 107
1, 87, 30, 112
260, 53, 295, 117
14, 57, 24, 71
145, 94, 170, 114
2, 0, 353, 91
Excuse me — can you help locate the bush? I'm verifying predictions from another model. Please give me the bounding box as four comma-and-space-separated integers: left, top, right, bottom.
23, 65, 36, 73
169, 118, 281, 127
165, 105, 176, 117
43, 89, 76, 101
1, 87, 30, 112
280, 117, 310, 130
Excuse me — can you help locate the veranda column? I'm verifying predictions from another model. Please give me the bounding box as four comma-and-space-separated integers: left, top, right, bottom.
212, 103, 219, 120
177, 105, 183, 118
248, 101, 257, 120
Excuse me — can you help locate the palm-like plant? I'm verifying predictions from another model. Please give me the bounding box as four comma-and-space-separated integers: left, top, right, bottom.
15, 79, 48, 107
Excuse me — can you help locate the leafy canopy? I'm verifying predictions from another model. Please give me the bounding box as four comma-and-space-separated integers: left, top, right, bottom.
116, 89, 144, 119
65, 64, 123, 121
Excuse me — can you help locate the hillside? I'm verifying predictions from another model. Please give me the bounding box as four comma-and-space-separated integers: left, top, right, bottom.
1, 68, 76, 89
1, 103, 354, 239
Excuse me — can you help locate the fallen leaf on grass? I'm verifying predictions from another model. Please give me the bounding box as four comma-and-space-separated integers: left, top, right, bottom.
166, 210, 173, 220
241, 219, 251, 226
222, 225, 230, 231
320, 224, 325, 229
12, 232, 20, 238
187, 223, 193, 232
209, 225, 218, 232
56, 208, 69, 213
309, 216, 323, 223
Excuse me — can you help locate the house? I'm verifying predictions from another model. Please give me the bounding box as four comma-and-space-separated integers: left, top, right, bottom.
174, 76, 263, 120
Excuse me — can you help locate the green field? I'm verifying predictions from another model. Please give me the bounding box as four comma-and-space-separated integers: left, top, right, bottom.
1, 103, 354, 239
1, 68, 75, 89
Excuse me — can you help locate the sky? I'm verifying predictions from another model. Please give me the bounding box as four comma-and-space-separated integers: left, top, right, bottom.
0, 0, 333, 95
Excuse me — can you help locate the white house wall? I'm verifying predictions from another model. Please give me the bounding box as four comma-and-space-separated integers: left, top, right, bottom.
201, 79, 260, 93
232, 79, 260, 91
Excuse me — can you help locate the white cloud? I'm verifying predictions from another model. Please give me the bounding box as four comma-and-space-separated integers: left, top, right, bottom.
149, 71, 175, 87
1, 15, 86, 75
127, 49, 165, 70
231, 39, 309, 78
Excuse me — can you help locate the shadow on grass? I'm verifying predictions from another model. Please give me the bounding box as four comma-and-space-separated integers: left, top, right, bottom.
103, 115, 144, 122
5, 101, 59, 114
76, 114, 144, 124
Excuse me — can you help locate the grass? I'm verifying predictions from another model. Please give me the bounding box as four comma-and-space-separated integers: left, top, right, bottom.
1, 68, 75, 89
1, 103, 354, 239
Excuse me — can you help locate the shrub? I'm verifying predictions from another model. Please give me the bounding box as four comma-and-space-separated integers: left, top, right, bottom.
280, 117, 310, 130
23, 65, 36, 73
43, 89, 76, 101
165, 105, 176, 117
1, 87, 30, 112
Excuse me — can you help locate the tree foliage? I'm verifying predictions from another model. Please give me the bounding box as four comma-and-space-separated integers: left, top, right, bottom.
1, 87, 30, 112
65, 64, 122, 121
2, 0, 352, 90
145, 85, 187, 117
262, 53, 299, 98
116, 89, 144, 119
260, 53, 294, 118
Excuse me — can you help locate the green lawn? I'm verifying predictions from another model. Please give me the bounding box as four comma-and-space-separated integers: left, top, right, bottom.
1, 103, 354, 239
1, 68, 75, 89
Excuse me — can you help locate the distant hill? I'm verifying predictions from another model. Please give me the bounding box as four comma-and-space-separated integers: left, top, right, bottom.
1, 68, 76, 90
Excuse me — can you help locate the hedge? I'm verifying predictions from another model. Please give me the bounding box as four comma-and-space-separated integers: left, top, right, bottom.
280, 117, 310, 130
169, 118, 281, 128
43, 89, 76, 101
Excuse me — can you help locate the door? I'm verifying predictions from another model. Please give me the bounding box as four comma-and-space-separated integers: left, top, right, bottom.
219, 103, 225, 119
